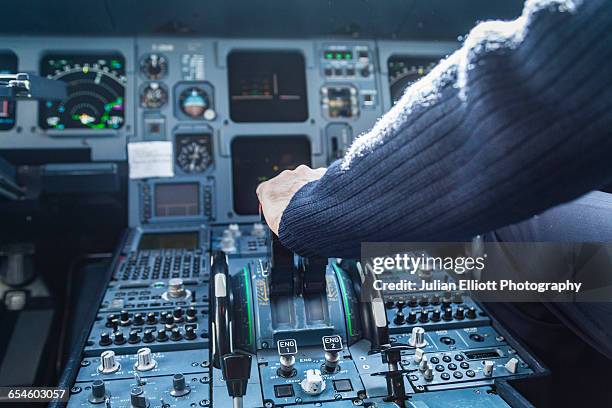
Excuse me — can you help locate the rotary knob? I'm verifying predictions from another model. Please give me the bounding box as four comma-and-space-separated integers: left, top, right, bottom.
466, 307, 477, 319
88, 379, 108, 404
454, 306, 465, 320
408, 326, 428, 348
431, 309, 441, 322
99, 332, 112, 346
134, 347, 157, 372
128, 330, 141, 344
300, 369, 326, 395
146, 312, 157, 325
173, 307, 184, 323
130, 386, 149, 408
393, 311, 405, 325
142, 329, 155, 343
113, 331, 126, 345
251, 222, 266, 238
98, 350, 120, 374
442, 307, 453, 321
170, 328, 183, 341
133, 313, 145, 326
407, 311, 417, 324
157, 329, 168, 342
170, 373, 191, 397
186, 307, 197, 322
184, 326, 197, 340
120, 310, 131, 326
164, 278, 190, 300
419, 311, 429, 323
105, 314, 117, 328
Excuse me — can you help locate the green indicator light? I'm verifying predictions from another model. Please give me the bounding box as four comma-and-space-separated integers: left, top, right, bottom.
325, 52, 333, 59
345, 52, 352, 59
244, 267, 254, 346
333, 263, 354, 338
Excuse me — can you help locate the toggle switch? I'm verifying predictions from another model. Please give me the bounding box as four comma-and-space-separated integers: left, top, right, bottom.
483, 360, 494, 377
414, 348, 425, 364
322, 335, 343, 373
423, 364, 434, 381
277, 339, 298, 378
505, 357, 519, 374
419, 355, 429, 372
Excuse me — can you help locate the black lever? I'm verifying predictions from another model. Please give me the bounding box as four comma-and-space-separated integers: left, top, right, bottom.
301, 256, 327, 295
269, 233, 296, 297
221, 353, 252, 408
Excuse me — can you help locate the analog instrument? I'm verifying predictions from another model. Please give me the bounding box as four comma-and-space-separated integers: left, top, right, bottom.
140, 53, 168, 80
175, 133, 213, 173
140, 82, 168, 109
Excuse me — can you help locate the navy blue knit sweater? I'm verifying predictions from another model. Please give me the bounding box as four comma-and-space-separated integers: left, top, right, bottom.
279, 0, 612, 258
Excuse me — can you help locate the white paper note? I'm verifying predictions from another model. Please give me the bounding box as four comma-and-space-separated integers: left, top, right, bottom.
127, 141, 174, 179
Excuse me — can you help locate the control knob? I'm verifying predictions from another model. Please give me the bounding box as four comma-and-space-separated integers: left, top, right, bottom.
250, 222, 266, 238
408, 326, 428, 348
88, 379, 108, 404
164, 278, 190, 300
169, 373, 191, 397
98, 350, 120, 374
134, 348, 156, 372
300, 369, 326, 395
130, 386, 149, 408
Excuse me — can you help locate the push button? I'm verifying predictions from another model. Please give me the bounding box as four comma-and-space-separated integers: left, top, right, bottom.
333, 379, 353, 392
274, 384, 294, 398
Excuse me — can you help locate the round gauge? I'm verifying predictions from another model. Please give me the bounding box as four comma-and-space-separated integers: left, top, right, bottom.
176, 134, 212, 173
39, 54, 126, 130
388, 57, 437, 104
178, 87, 210, 119
140, 53, 168, 80
140, 82, 168, 109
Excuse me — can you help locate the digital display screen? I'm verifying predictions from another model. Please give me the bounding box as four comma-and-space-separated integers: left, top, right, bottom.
0, 51, 18, 131
138, 232, 199, 250
39, 53, 126, 130
228, 51, 308, 122
154, 183, 200, 217
231, 136, 311, 215
388, 55, 438, 104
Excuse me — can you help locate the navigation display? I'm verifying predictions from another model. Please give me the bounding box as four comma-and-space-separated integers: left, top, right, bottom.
39, 53, 126, 130
228, 51, 308, 122
0, 51, 18, 131
231, 136, 311, 215
154, 183, 200, 217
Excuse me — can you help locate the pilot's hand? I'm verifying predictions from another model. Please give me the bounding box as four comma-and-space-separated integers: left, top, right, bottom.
256, 165, 327, 236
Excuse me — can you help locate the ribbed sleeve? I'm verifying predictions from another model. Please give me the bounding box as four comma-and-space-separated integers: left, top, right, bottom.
279, 0, 612, 258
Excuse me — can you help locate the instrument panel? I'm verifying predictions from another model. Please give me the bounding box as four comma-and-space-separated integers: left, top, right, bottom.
0, 38, 457, 224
